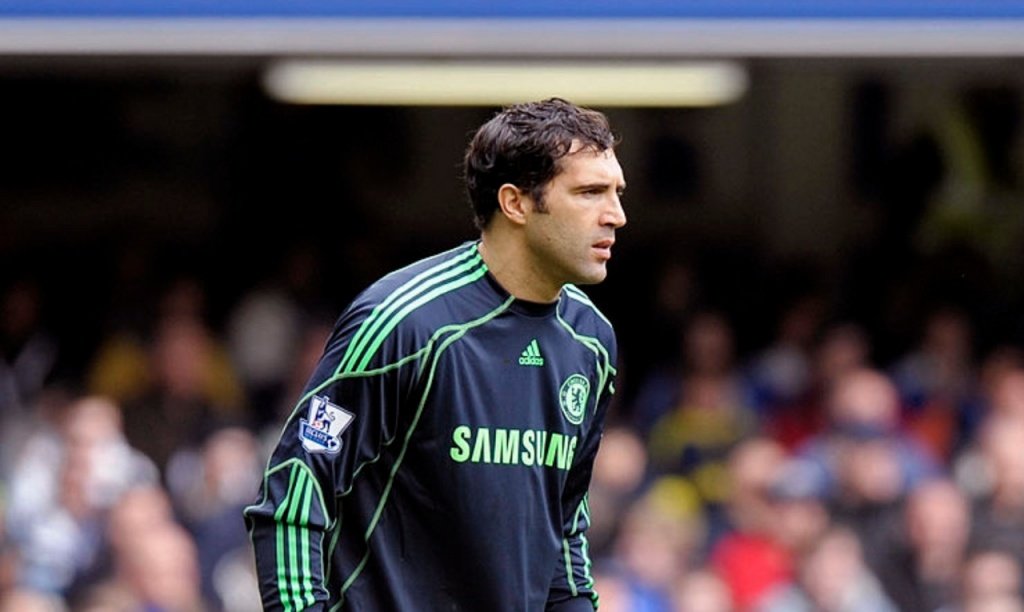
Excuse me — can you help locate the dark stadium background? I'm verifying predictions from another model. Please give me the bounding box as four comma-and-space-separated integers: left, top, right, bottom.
4, 57, 1024, 398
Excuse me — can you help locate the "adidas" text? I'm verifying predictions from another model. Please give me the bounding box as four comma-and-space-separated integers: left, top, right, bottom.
518, 339, 545, 366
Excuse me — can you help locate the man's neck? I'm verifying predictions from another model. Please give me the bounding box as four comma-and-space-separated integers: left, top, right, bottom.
477, 233, 559, 303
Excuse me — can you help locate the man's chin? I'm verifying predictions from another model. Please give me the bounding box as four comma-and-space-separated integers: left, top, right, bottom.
572, 267, 608, 286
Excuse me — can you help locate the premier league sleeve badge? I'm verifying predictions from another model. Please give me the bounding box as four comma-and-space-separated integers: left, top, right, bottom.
299, 395, 355, 454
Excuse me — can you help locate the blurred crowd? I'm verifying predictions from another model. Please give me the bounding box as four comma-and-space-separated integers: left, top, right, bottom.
2, 249, 1024, 612
592, 301, 1024, 612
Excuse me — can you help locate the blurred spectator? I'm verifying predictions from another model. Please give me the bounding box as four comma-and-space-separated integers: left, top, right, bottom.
795, 367, 941, 505
763, 322, 871, 451
976, 347, 1024, 415
88, 275, 244, 477
953, 361, 1024, 499
804, 323, 873, 399
1, 388, 70, 534
766, 458, 832, 561
166, 426, 262, 609
890, 306, 982, 461
226, 243, 324, 428
646, 373, 757, 510
0, 588, 66, 612
634, 311, 758, 517
966, 417, 1024, 572
746, 292, 827, 419
672, 568, 734, 612
633, 257, 701, 388
121, 310, 244, 476
227, 283, 300, 424
948, 548, 1024, 612
588, 426, 651, 556
83, 523, 208, 612
631, 310, 755, 439
87, 274, 211, 407
84, 243, 159, 407
120, 523, 206, 611
708, 437, 792, 611
0, 279, 58, 428
4, 395, 156, 598
208, 545, 261, 612
0, 489, 14, 596
75, 484, 210, 611
866, 477, 974, 611
905, 478, 974, 609
85, 331, 151, 409
610, 476, 707, 612
104, 486, 176, 560
248, 317, 336, 471
592, 562, 660, 612
829, 432, 907, 537
981, 364, 1024, 423
759, 526, 898, 612
799, 371, 943, 601
266, 317, 334, 431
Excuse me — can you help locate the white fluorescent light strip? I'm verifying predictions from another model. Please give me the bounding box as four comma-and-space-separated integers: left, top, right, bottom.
262, 60, 748, 106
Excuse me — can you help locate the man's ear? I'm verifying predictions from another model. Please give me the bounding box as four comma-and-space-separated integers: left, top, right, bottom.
497, 183, 529, 226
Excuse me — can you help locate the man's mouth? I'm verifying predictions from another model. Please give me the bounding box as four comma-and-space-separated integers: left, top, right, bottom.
593, 238, 615, 259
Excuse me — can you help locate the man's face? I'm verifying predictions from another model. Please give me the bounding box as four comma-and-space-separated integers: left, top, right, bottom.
522, 143, 626, 295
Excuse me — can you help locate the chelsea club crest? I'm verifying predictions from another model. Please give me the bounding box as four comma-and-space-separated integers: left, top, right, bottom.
559, 374, 590, 425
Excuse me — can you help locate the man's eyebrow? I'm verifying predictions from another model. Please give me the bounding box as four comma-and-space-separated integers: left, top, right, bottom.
573, 181, 618, 191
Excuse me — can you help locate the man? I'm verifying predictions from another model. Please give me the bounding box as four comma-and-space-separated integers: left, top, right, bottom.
245, 97, 627, 611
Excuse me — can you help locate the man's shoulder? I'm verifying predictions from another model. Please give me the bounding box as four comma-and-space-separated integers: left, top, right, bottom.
560, 284, 616, 337
327, 242, 485, 371
358, 242, 483, 307
343, 241, 488, 335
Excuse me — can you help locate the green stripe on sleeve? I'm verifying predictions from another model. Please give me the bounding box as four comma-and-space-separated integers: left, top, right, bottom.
563, 538, 578, 597
353, 262, 487, 372
285, 470, 309, 612
300, 475, 316, 607
338, 244, 479, 374
275, 521, 291, 612
580, 496, 595, 589
275, 464, 300, 612
563, 285, 614, 330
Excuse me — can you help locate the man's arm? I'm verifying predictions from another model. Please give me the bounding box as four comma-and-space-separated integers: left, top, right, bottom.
546, 489, 600, 611
245, 454, 332, 611
243, 303, 412, 611
548, 596, 602, 612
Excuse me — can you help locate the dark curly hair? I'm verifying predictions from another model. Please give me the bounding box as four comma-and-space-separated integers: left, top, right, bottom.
463, 98, 617, 230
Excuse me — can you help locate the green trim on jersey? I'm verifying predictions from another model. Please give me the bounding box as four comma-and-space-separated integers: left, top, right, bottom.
555, 310, 615, 412
563, 495, 593, 598
339, 295, 516, 604
255, 459, 330, 612
563, 284, 614, 331
580, 494, 595, 592
562, 537, 577, 597
338, 243, 482, 374
354, 260, 487, 373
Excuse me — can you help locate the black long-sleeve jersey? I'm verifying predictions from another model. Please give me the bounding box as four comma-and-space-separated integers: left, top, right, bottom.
244, 241, 618, 611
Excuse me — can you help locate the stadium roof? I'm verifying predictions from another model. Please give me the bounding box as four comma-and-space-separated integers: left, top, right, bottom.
2, 0, 1024, 56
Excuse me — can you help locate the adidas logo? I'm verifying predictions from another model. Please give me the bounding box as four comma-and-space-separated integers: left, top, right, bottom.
518, 339, 545, 367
